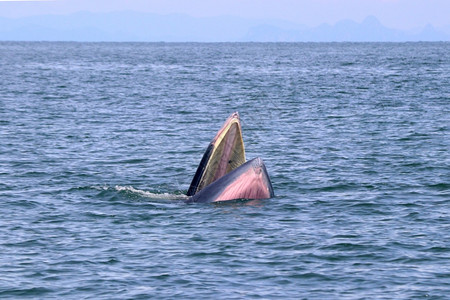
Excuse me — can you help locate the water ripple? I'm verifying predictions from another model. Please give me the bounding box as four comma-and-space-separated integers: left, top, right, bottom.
0, 42, 449, 299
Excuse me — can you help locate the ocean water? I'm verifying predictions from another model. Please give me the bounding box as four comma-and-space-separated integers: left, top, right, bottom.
0, 42, 449, 299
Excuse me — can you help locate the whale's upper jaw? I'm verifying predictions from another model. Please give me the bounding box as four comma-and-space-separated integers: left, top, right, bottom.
186, 112, 245, 196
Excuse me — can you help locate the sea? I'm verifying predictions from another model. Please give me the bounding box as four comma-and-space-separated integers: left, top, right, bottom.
0, 42, 449, 299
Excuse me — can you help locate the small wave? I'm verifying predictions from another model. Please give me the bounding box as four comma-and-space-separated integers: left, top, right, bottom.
88, 185, 188, 200
113, 185, 188, 200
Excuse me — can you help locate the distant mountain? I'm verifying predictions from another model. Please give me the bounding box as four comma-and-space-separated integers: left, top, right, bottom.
0, 12, 448, 42
245, 16, 449, 42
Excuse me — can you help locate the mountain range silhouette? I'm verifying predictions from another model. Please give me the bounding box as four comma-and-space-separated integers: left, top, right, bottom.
1, 12, 448, 42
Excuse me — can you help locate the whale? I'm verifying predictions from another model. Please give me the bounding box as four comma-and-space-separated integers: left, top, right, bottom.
186, 112, 274, 203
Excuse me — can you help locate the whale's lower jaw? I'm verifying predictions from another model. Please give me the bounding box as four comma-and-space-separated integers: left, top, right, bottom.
186, 158, 274, 203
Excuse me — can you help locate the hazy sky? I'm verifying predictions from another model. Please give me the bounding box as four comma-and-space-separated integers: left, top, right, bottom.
0, 0, 449, 30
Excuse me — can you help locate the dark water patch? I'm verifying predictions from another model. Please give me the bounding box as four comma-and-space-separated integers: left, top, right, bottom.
426, 183, 450, 191
0, 287, 54, 298
426, 246, 450, 254
2, 239, 48, 248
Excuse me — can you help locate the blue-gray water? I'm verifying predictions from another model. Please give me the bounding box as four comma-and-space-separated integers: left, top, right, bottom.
0, 42, 449, 299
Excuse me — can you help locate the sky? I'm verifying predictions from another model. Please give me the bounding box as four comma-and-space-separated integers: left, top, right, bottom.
0, 0, 449, 30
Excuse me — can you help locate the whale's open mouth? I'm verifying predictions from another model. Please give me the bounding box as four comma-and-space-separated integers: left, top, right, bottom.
186, 112, 274, 203
187, 112, 246, 196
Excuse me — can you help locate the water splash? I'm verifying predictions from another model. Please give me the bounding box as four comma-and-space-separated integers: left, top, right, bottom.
114, 185, 188, 200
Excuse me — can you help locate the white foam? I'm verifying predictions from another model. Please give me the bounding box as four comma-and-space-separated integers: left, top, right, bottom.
114, 185, 188, 200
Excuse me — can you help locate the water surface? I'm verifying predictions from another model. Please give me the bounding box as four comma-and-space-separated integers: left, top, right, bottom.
0, 42, 449, 299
